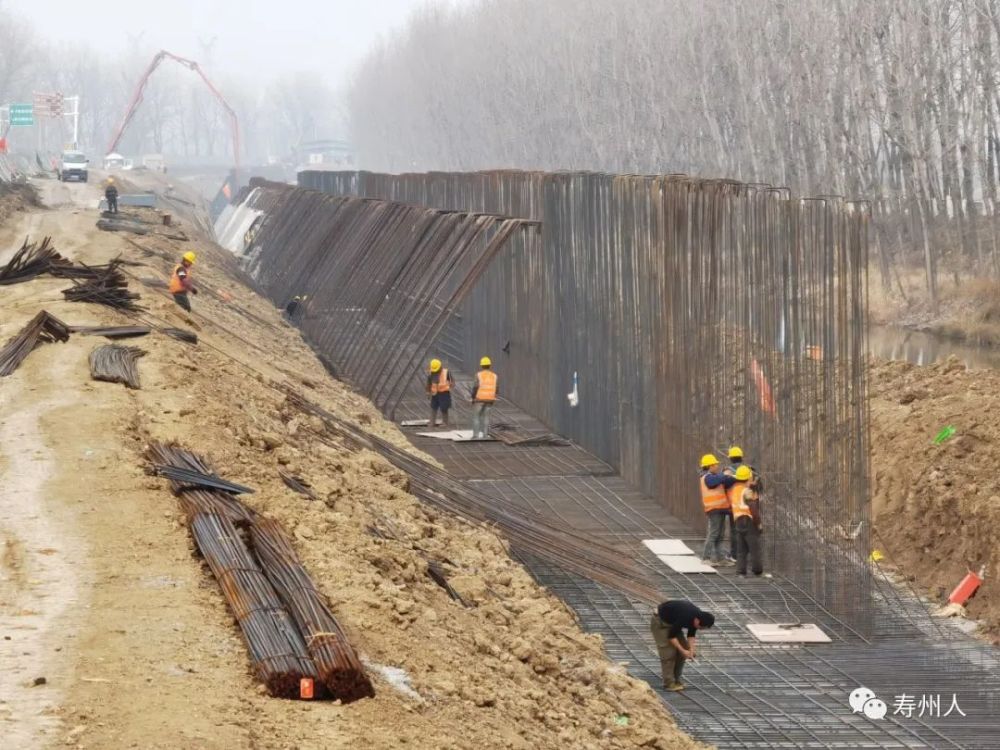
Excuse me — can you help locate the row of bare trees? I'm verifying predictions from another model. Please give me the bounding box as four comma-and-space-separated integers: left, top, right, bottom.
0, 7, 343, 167
349, 0, 1000, 302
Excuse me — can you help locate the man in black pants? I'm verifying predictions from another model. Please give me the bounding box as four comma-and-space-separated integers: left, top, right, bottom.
649, 599, 715, 691
104, 178, 119, 214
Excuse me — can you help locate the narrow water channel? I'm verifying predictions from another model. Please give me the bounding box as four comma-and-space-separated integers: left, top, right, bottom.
869, 324, 1000, 369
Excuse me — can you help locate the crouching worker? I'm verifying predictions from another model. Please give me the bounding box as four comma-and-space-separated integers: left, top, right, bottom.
169, 251, 198, 312
729, 464, 764, 576
649, 599, 715, 691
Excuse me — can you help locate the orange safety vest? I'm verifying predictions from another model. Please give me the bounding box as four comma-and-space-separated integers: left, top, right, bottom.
430, 368, 451, 395
700, 474, 730, 513
727, 481, 753, 520
169, 264, 189, 294
475, 370, 497, 402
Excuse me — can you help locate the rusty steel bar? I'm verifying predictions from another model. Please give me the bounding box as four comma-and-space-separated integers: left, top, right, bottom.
88, 344, 146, 389
0, 310, 71, 376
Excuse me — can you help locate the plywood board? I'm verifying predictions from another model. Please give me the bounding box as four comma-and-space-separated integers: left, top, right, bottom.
746, 623, 831, 643
657, 555, 717, 574
643, 539, 695, 556
400, 419, 430, 427
416, 430, 470, 440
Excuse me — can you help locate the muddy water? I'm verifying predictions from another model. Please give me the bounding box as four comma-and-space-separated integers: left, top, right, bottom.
869, 324, 1000, 369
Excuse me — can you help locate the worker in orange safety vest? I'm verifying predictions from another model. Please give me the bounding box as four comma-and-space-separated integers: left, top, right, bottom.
727, 465, 763, 575
426, 358, 455, 427
699, 454, 737, 566
168, 251, 198, 312
470, 356, 497, 439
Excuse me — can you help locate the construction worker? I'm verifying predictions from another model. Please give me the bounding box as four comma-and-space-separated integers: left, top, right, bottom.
700, 453, 737, 566
426, 358, 455, 427
729, 464, 764, 575
169, 251, 198, 312
104, 178, 119, 214
284, 295, 307, 323
649, 599, 715, 691
470, 356, 497, 439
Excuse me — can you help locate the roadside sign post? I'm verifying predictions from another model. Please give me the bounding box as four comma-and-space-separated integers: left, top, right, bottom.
9, 103, 33, 127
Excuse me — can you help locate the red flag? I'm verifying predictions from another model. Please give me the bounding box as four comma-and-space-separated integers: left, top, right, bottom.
751, 358, 776, 417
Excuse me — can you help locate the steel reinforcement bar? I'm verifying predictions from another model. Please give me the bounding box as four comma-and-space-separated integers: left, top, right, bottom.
242, 171, 870, 634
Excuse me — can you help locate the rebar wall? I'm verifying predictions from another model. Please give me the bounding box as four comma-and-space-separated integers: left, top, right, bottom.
256, 171, 870, 632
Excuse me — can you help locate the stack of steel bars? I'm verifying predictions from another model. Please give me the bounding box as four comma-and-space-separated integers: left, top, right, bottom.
250, 518, 375, 701
282, 388, 662, 605
62, 259, 142, 312
147, 442, 373, 701
88, 344, 146, 389
0, 237, 72, 284
72, 325, 151, 339
0, 310, 71, 376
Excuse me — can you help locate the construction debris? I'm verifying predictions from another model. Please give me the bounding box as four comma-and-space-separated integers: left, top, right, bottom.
147, 443, 373, 702
0, 310, 71, 376
62, 260, 142, 312
88, 344, 146, 389
426, 560, 466, 605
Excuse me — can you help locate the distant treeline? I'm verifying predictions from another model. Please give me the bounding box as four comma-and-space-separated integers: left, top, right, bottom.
349, 0, 1000, 302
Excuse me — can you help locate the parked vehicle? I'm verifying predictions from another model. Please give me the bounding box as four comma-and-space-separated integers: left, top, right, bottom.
59, 151, 89, 182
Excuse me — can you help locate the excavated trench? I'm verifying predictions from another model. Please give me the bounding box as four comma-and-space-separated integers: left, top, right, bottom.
216, 172, 1000, 749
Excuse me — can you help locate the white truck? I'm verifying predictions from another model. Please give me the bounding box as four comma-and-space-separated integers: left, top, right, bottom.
58, 150, 89, 182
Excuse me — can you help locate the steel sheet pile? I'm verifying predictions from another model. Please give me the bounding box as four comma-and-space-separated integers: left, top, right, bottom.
0, 310, 71, 376
147, 443, 373, 702
88, 344, 146, 389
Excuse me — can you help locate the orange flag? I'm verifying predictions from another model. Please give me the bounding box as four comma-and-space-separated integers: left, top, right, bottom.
751, 358, 777, 418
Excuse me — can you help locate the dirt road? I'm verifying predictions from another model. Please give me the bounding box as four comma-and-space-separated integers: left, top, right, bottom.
0, 179, 702, 749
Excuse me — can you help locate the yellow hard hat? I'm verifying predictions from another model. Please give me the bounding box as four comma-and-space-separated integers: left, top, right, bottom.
429, 358, 442, 373
700, 453, 719, 469
734, 465, 752, 481
480, 356, 492, 367
182, 251, 196, 264
728, 445, 744, 459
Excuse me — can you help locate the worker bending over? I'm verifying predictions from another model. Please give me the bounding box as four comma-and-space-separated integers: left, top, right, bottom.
649, 599, 715, 691
699, 453, 737, 566
104, 178, 119, 214
427, 358, 455, 427
169, 251, 198, 312
728, 465, 763, 575
470, 356, 497, 439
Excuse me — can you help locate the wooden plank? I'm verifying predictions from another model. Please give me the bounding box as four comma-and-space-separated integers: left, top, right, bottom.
657, 555, 717, 574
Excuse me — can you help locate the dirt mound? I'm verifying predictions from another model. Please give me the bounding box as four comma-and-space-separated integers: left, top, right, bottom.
870, 357, 1000, 638
0, 182, 40, 226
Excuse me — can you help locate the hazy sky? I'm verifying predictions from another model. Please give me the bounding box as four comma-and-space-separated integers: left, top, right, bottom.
9, 0, 458, 84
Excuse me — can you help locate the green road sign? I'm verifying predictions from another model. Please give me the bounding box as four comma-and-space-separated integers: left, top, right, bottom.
9, 103, 34, 127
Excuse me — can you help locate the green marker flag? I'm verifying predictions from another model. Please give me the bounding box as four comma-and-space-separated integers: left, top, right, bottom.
933, 426, 956, 445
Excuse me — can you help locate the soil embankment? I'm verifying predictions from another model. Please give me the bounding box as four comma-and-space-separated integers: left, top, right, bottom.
870, 357, 1000, 639
0, 177, 702, 749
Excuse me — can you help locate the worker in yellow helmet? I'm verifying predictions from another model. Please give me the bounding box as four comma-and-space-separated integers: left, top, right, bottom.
724, 445, 762, 564
728, 465, 763, 575
168, 251, 198, 312
470, 356, 497, 439
699, 453, 737, 566
426, 358, 454, 427
104, 177, 119, 214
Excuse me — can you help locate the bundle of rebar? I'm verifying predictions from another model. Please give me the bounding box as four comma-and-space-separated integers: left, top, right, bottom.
278, 470, 318, 500
160, 327, 198, 344
62, 261, 142, 312
249, 519, 374, 702
147, 442, 372, 701
0, 311, 71, 377
88, 344, 146, 389
72, 325, 151, 339
0, 237, 71, 284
